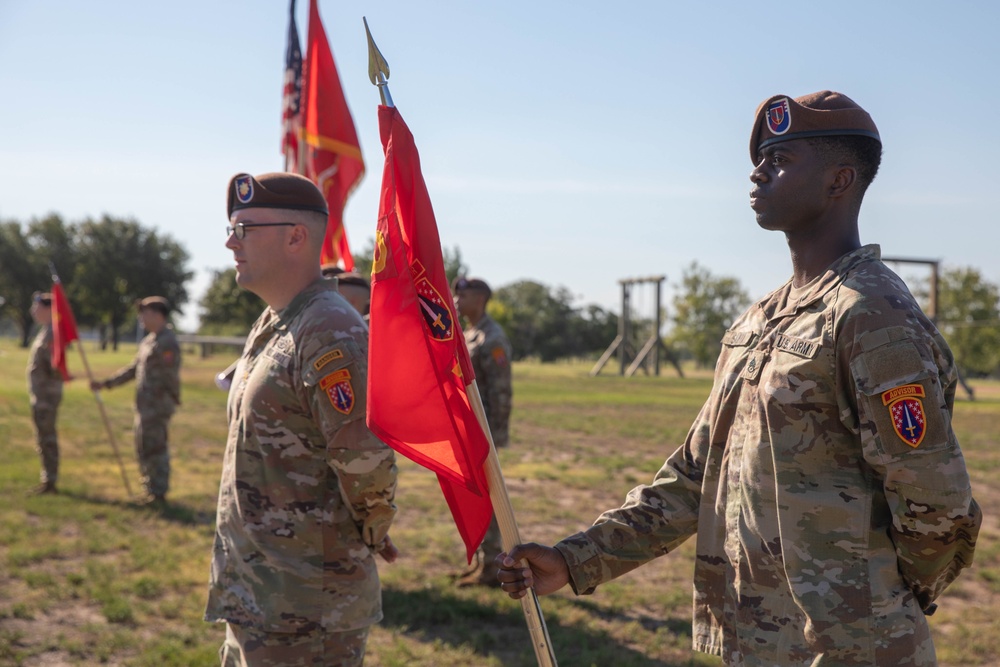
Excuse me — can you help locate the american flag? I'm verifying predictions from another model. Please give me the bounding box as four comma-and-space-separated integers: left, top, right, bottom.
281, 0, 303, 172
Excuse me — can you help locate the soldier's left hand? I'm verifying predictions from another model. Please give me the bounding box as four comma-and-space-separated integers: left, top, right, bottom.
377, 535, 399, 563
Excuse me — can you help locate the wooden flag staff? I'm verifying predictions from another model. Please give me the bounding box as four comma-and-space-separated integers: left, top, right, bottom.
363, 19, 558, 666
50, 267, 134, 498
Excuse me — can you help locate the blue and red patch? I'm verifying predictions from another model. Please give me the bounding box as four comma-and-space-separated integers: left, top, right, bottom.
881, 384, 926, 447
321, 368, 355, 415
767, 98, 791, 136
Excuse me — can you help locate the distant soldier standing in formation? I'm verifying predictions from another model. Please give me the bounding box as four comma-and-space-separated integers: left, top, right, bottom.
205, 172, 398, 667
26, 291, 63, 495
498, 91, 982, 665
91, 297, 181, 505
453, 276, 512, 587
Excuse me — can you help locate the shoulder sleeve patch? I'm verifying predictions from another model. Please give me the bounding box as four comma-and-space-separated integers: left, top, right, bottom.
881, 384, 927, 448
320, 368, 355, 415
491, 346, 508, 367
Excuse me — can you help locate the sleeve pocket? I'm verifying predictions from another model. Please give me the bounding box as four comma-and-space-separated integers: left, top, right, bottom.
852, 336, 952, 460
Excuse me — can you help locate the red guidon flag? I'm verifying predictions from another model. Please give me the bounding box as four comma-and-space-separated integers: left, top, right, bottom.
300, 0, 364, 270
50, 280, 80, 381
366, 106, 493, 561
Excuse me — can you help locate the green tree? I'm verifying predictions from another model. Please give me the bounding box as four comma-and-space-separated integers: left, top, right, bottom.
198, 268, 265, 334
72, 216, 192, 349
936, 266, 1000, 377
667, 262, 751, 368
489, 280, 616, 362
0, 220, 49, 346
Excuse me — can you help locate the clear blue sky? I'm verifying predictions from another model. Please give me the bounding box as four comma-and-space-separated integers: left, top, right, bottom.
2, 1, 998, 331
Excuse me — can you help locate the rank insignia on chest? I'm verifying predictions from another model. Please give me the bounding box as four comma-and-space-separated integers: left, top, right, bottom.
742, 350, 767, 381
881, 383, 926, 448
320, 369, 355, 415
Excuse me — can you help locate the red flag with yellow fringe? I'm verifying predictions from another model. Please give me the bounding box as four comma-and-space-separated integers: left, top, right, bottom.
300, 0, 364, 270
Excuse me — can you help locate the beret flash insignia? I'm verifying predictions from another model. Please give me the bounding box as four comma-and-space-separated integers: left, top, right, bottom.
235, 175, 254, 204
767, 98, 791, 136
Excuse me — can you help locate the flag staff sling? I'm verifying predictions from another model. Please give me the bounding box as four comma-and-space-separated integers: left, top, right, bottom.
50, 266, 134, 498
364, 20, 558, 667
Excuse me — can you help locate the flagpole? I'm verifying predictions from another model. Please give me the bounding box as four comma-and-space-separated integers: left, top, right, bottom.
363, 20, 557, 666
50, 266, 134, 498
469, 380, 559, 667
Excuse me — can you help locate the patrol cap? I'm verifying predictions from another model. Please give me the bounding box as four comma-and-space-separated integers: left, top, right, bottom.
750, 91, 881, 163
336, 272, 371, 290
227, 172, 329, 219
33, 291, 52, 306
452, 277, 492, 299
137, 296, 171, 316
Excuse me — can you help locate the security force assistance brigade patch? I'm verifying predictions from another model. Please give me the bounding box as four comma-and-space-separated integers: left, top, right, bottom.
881, 384, 926, 448
320, 368, 355, 415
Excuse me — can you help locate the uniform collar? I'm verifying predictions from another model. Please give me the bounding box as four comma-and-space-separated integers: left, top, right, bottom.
762, 244, 881, 320
272, 278, 337, 332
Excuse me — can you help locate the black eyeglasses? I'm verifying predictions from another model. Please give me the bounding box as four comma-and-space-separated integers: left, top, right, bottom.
226, 222, 297, 240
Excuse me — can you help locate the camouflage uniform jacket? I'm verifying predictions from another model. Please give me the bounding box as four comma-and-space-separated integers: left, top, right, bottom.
205, 279, 398, 633
27, 325, 62, 403
465, 313, 512, 447
556, 245, 981, 666
105, 327, 181, 414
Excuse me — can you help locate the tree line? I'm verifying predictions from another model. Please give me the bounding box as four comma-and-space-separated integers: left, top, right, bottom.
3, 218, 999, 377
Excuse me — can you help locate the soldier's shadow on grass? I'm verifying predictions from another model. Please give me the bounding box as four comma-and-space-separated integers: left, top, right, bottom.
380, 585, 693, 667
58, 489, 216, 526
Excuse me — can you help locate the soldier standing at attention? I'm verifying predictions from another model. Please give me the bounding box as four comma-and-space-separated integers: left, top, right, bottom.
453, 276, 512, 587
497, 91, 982, 666
205, 172, 398, 667
26, 292, 63, 495
91, 296, 180, 505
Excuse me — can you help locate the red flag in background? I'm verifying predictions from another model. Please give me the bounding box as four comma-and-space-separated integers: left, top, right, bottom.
280, 0, 303, 172
50, 280, 79, 381
300, 0, 364, 270
367, 106, 493, 561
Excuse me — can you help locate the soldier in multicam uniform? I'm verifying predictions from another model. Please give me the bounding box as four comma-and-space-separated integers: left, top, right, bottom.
205, 172, 398, 667
453, 276, 512, 587
26, 292, 64, 494
91, 296, 181, 504
497, 91, 982, 666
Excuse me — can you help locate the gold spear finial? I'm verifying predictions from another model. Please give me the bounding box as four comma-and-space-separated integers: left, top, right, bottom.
363, 17, 393, 107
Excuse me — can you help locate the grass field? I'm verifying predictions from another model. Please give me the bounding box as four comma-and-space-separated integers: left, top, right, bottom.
0, 336, 997, 666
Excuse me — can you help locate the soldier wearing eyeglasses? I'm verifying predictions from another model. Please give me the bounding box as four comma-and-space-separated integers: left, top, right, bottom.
206, 172, 398, 667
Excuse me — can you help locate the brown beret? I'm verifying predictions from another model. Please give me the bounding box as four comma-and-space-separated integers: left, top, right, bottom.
750, 91, 880, 163
452, 277, 492, 298
336, 271, 370, 290
137, 296, 171, 315
33, 291, 53, 306
227, 172, 329, 218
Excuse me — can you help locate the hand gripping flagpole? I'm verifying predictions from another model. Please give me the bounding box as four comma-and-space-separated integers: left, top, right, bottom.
49, 265, 134, 498
364, 20, 558, 667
